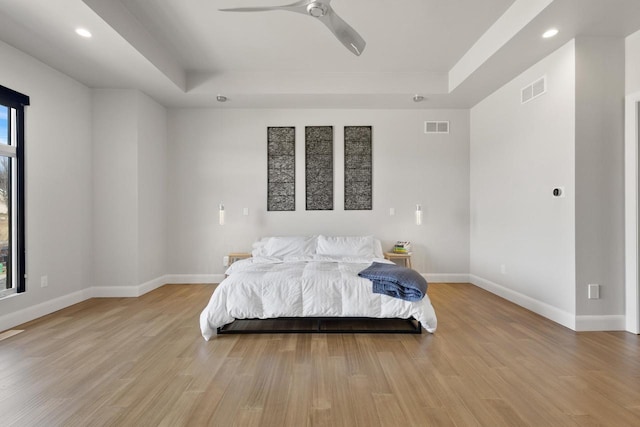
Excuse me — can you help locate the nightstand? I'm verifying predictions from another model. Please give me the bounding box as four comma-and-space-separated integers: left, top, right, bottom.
228, 252, 251, 266
383, 252, 413, 268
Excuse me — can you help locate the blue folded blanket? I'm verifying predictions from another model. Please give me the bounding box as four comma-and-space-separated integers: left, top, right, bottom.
358, 262, 427, 302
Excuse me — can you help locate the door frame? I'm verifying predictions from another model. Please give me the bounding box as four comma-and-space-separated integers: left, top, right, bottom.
625, 91, 640, 334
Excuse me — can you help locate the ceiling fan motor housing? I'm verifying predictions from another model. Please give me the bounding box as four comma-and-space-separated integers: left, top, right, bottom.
307, 2, 327, 17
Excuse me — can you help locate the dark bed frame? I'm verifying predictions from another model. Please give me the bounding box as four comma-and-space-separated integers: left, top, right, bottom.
216, 316, 422, 334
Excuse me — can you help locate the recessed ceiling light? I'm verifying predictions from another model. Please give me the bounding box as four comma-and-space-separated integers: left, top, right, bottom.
216, 94, 228, 102
542, 28, 558, 39
413, 94, 425, 102
75, 28, 92, 38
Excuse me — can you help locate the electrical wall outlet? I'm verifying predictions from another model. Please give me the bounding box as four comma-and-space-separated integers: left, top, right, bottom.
588, 284, 600, 299
500, 264, 507, 275
243, 207, 249, 216
40, 275, 48, 288
389, 208, 395, 216
223, 256, 229, 267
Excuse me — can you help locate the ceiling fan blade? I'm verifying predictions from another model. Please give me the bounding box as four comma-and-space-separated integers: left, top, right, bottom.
220, 1, 365, 56
219, 1, 313, 14
219, 7, 283, 12
318, 6, 366, 56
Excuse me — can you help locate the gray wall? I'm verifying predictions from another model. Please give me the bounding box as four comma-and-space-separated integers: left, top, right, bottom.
624, 29, 640, 332
574, 37, 625, 317
167, 108, 470, 279
1, 31, 632, 332
137, 93, 168, 284
470, 38, 627, 329
0, 40, 94, 329
93, 89, 168, 290
470, 41, 577, 320
92, 90, 139, 288
626, 29, 640, 94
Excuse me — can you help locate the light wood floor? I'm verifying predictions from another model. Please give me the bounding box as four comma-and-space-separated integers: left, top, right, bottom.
1, 283, 639, 426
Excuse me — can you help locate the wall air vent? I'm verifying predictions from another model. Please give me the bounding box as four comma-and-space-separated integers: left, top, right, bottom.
424, 121, 449, 134
521, 76, 546, 104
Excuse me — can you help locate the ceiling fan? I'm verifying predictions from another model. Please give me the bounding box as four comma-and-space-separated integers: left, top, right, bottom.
219, 0, 366, 56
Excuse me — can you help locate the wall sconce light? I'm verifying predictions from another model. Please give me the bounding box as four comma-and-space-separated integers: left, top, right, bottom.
219, 203, 225, 225
415, 204, 422, 225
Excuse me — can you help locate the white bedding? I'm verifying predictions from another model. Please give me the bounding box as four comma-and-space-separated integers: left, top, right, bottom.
199, 256, 438, 340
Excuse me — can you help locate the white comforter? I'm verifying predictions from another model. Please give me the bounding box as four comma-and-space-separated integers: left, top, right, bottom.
199, 256, 437, 340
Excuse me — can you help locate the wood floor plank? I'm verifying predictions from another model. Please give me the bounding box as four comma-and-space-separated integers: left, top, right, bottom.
347, 374, 382, 427
282, 360, 312, 426
185, 357, 242, 425
0, 283, 639, 426
371, 393, 410, 426
0, 330, 23, 342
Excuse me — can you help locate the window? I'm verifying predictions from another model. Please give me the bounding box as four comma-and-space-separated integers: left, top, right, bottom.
0, 85, 28, 298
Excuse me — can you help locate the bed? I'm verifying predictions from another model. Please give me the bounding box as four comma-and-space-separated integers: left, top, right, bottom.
199, 235, 437, 339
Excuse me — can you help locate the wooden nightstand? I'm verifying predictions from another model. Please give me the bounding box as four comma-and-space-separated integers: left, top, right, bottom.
228, 252, 251, 266
383, 252, 413, 268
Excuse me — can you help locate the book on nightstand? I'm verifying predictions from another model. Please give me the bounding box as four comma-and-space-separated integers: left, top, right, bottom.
392, 241, 411, 254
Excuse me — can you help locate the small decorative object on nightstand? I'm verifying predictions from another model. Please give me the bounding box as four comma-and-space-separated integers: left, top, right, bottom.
383, 252, 413, 268
228, 252, 251, 266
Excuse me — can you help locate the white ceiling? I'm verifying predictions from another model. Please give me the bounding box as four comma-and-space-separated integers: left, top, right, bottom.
123, 0, 515, 73
1, 0, 640, 109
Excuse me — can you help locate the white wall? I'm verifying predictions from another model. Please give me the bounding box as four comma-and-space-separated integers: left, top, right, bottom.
0, 29, 628, 334
624, 29, 640, 332
470, 38, 626, 330
470, 41, 577, 322
93, 90, 139, 289
626, 29, 640, 94
137, 93, 167, 284
574, 37, 625, 317
0, 48, 167, 330
0, 40, 93, 328
93, 89, 168, 291
167, 108, 470, 279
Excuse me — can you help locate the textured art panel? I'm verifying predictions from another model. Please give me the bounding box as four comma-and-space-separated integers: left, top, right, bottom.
267, 127, 295, 211
305, 126, 333, 210
344, 126, 372, 210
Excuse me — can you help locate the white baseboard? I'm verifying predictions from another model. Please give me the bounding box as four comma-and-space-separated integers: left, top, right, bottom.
165, 274, 223, 284
91, 275, 221, 298
6, 272, 624, 334
575, 315, 626, 331
469, 274, 577, 330
139, 275, 169, 295
0, 274, 173, 332
0, 288, 91, 333
91, 286, 142, 298
424, 273, 469, 283
469, 275, 627, 332
91, 275, 168, 298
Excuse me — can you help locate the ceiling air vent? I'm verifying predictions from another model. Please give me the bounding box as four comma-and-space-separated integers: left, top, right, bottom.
424, 121, 449, 134
521, 76, 546, 104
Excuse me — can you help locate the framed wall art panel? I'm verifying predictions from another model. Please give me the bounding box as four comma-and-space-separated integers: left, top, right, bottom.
305, 126, 334, 210
344, 126, 372, 210
267, 126, 295, 211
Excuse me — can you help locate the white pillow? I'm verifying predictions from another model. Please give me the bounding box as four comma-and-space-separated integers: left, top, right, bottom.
373, 239, 384, 259
316, 235, 376, 258
251, 237, 270, 257
262, 236, 316, 259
